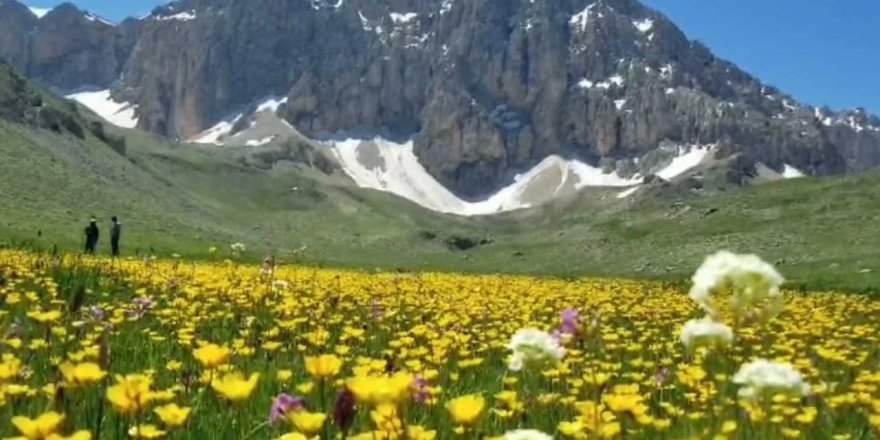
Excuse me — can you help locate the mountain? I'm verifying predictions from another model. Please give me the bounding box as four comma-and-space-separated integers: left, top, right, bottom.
2, 58, 880, 290
2, 0, 879, 203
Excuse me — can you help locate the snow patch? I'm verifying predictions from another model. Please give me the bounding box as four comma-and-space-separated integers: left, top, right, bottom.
154, 10, 197, 21
612, 145, 713, 198
83, 12, 114, 26
614, 99, 627, 111
656, 146, 711, 180
617, 186, 640, 199
191, 116, 242, 145
359, 11, 386, 38
190, 96, 287, 145
782, 164, 806, 179
245, 136, 276, 147
307, 0, 344, 10
817, 111, 878, 133
255, 96, 288, 114
440, 0, 454, 14
328, 138, 638, 216
577, 74, 625, 90
29, 6, 51, 18
633, 18, 654, 33
389, 12, 417, 24
66, 89, 138, 129
570, 4, 600, 31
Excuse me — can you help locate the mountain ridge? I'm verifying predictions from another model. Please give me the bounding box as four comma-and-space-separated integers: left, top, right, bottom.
2, 0, 879, 199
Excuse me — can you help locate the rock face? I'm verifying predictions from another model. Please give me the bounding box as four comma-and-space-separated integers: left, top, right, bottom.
0, 1, 137, 91
2, 0, 879, 198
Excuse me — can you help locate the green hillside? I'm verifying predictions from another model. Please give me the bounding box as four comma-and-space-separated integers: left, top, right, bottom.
1, 62, 879, 291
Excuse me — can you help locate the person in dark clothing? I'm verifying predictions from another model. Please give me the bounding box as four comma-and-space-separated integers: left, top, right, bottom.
110, 216, 122, 257
84, 219, 99, 254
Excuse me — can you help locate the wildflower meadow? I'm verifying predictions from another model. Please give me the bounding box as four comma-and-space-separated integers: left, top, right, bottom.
1, 248, 879, 439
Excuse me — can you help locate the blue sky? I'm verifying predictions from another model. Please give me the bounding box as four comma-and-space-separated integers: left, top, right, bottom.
23, 0, 880, 113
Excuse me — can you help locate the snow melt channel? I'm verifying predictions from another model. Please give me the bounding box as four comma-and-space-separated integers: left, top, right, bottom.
327, 138, 638, 216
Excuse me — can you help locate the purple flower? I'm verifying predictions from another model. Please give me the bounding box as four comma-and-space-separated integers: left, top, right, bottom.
134, 297, 154, 308
129, 297, 155, 319
269, 393, 305, 424
557, 308, 580, 335
333, 388, 356, 432
654, 367, 670, 387
89, 306, 106, 321
411, 374, 429, 404
370, 299, 383, 320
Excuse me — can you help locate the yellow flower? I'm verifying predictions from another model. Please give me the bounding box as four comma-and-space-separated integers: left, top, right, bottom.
599, 422, 622, 438
211, 372, 260, 402
446, 394, 485, 426
407, 425, 437, 440
277, 370, 294, 381
11, 411, 65, 440
276, 434, 309, 440
304, 354, 342, 379
0, 357, 22, 381
603, 392, 648, 417
107, 374, 154, 414
47, 431, 91, 440
154, 403, 191, 428
722, 421, 737, 433
59, 362, 107, 387
128, 424, 167, 439
371, 403, 403, 435
193, 343, 230, 369
165, 361, 183, 372
558, 421, 585, 438
345, 372, 413, 405
296, 381, 315, 394
27, 309, 62, 323
287, 410, 326, 436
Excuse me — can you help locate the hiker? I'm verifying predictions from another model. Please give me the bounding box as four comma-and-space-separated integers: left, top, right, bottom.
83, 219, 99, 254
110, 216, 122, 257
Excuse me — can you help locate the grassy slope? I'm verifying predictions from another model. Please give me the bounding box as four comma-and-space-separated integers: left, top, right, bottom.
0, 117, 478, 266
0, 63, 878, 290
463, 171, 880, 291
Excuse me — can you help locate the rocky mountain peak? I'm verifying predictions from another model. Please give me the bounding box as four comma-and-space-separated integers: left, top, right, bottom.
2, 0, 879, 200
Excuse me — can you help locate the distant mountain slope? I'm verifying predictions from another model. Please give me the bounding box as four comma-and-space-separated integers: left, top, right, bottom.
1, 0, 879, 204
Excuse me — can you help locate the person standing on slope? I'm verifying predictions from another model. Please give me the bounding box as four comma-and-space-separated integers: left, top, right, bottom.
110, 216, 122, 257
84, 218, 99, 254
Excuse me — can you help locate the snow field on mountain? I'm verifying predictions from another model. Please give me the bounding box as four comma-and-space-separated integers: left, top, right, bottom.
66, 89, 138, 129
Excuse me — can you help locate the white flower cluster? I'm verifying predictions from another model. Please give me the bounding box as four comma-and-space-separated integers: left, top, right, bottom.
503, 429, 554, 440
679, 317, 734, 350
230, 242, 247, 253
675, 251, 810, 400
689, 251, 785, 322
733, 359, 811, 401
506, 328, 565, 372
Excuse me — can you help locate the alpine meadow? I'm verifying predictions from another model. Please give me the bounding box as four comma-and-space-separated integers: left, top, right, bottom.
2, 0, 880, 439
